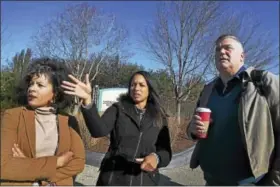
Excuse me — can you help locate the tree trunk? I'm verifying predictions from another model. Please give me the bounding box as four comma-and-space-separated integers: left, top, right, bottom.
176, 100, 181, 125
170, 99, 181, 147
72, 104, 80, 116
71, 96, 81, 116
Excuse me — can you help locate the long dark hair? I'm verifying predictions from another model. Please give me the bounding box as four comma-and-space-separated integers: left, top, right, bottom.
128, 71, 168, 128
16, 57, 73, 112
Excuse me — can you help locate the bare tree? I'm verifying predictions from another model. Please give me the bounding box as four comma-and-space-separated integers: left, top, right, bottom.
142, 1, 279, 124
32, 3, 129, 114
142, 1, 221, 124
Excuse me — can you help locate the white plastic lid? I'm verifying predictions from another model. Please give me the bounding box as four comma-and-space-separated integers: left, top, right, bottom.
196, 107, 211, 113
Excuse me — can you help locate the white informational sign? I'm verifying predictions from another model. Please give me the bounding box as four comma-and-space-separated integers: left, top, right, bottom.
97, 88, 128, 113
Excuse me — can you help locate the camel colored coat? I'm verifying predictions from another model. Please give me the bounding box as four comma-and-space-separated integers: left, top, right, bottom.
0, 107, 85, 186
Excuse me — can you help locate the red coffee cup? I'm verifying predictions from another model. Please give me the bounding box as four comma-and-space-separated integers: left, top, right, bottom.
196, 107, 211, 139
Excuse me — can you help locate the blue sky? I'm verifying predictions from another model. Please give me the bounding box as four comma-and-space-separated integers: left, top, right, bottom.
1, 1, 279, 74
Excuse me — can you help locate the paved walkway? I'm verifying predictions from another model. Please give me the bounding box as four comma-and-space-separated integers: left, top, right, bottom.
75, 164, 205, 186
75, 146, 206, 186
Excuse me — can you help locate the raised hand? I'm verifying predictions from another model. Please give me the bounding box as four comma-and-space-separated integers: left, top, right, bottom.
62, 74, 92, 105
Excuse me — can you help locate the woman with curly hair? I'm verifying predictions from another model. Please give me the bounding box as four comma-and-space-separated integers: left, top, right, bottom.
0, 58, 85, 186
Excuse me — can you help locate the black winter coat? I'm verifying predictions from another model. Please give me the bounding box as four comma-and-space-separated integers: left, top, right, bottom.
81, 97, 172, 186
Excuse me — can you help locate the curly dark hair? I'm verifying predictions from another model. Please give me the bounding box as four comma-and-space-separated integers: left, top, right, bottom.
16, 57, 73, 111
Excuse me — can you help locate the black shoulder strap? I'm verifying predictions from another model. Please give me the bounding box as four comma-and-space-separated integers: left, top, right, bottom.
250, 69, 266, 97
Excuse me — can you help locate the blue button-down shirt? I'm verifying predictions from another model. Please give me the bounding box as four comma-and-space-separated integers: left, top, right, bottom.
233, 65, 246, 79
215, 65, 246, 96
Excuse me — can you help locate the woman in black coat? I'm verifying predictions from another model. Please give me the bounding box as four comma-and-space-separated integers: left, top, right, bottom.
62, 71, 172, 186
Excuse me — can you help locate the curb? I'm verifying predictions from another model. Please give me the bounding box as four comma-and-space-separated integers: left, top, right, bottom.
85, 145, 195, 169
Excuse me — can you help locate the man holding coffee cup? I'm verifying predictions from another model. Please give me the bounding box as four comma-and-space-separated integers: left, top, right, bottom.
186, 34, 279, 185
193, 107, 212, 139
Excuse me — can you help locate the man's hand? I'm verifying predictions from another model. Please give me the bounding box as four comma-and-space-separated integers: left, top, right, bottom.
189, 115, 209, 136
135, 153, 158, 172
56, 151, 74, 168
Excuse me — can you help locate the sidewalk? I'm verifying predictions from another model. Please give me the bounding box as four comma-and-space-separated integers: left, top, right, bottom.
75, 164, 205, 186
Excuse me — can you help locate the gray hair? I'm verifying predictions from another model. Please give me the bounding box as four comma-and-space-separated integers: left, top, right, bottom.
215, 34, 244, 52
